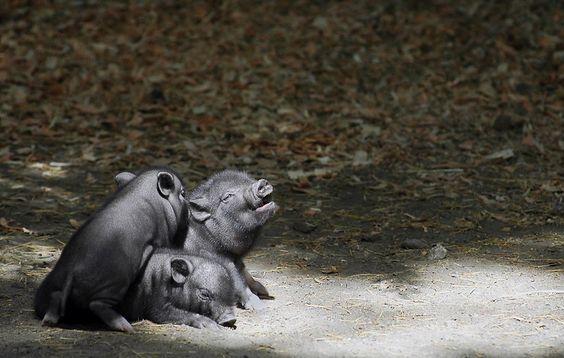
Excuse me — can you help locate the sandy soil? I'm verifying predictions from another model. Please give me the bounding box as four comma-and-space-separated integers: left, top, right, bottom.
0, 164, 562, 357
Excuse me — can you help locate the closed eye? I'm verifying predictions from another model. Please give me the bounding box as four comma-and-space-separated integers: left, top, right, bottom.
221, 192, 234, 203
198, 288, 213, 301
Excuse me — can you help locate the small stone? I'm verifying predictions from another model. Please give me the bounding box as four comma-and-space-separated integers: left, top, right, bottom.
304, 208, 321, 217
553, 197, 563, 214
428, 243, 448, 260
512, 103, 529, 116
360, 231, 381, 243
493, 115, 522, 131
150, 87, 165, 102
313, 16, 328, 30
552, 50, 564, 65
400, 238, 428, 249
292, 221, 317, 234
192, 105, 207, 115
514, 83, 531, 95
352, 150, 371, 166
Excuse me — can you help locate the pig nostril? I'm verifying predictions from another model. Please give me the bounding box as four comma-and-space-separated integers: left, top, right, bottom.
257, 179, 270, 196
219, 318, 236, 327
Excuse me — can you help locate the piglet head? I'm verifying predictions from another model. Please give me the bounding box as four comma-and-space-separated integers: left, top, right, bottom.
114, 168, 189, 244
169, 256, 237, 327
188, 170, 278, 254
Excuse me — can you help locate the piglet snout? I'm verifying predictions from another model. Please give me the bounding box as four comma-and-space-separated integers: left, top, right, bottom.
254, 179, 273, 198
218, 315, 237, 327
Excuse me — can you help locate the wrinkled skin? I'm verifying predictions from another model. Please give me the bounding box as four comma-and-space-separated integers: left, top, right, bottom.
114, 169, 278, 310
34, 168, 189, 333
121, 248, 237, 329
186, 170, 278, 310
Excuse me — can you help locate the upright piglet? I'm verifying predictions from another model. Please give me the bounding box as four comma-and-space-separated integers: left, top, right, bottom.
34, 168, 188, 333
121, 248, 237, 329
186, 170, 278, 310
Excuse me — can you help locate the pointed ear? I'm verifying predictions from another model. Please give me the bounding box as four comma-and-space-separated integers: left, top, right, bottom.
157, 172, 175, 198
189, 197, 212, 222
115, 172, 136, 189
171, 258, 192, 285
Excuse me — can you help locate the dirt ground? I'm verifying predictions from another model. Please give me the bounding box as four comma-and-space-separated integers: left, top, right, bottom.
0, 0, 563, 357
0, 165, 562, 357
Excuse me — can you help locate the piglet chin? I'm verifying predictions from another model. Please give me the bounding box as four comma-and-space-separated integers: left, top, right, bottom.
255, 201, 276, 213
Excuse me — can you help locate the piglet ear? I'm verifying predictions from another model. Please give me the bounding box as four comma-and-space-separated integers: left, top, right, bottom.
115, 172, 136, 189
189, 197, 211, 222
171, 258, 192, 285
157, 172, 175, 198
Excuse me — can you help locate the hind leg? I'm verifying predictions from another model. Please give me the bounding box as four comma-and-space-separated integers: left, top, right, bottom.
247, 276, 271, 299
244, 268, 272, 299
89, 300, 133, 333
41, 291, 63, 326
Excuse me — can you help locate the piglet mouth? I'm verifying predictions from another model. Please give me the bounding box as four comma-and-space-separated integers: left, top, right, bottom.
255, 194, 274, 212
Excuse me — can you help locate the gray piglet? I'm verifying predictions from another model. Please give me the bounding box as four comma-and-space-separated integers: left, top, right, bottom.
115, 169, 278, 310
186, 170, 278, 310
34, 168, 188, 332
121, 247, 237, 329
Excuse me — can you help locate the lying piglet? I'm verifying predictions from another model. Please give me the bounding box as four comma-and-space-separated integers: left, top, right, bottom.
34, 167, 188, 332
121, 248, 237, 328
115, 169, 278, 310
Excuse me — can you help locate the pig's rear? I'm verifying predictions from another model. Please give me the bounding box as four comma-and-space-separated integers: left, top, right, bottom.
34, 257, 74, 321
34, 270, 62, 319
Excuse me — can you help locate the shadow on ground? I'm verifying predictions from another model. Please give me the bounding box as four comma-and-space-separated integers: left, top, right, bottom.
2, 161, 561, 294
1, 161, 563, 357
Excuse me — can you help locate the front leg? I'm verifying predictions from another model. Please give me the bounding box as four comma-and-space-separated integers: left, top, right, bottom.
234, 259, 265, 310
198, 253, 264, 311
239, 286, 264, 311
147, 305, 219, 329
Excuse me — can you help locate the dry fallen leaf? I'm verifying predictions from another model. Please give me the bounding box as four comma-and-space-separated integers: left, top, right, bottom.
484, 148, 514, 161
69, 219, 81, 229
453, 218, 475, 230
321, 266, 339, 274
304, 208, 321, 217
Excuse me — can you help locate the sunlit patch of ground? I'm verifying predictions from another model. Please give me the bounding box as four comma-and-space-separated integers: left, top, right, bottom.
222, 232, 563, 357
0, 229, 562, 357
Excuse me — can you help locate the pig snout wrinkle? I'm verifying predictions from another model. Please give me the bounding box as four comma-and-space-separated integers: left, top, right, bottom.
247, 179, 274, 209
255, 179, 272, 198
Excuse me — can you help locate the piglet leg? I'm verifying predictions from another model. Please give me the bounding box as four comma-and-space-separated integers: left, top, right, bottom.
239, 287, 266, 311
243, 268, 273, 299
229, 260, 265, 310
89, 300, 134, 333
42, 274, 73, 326
179, 312, 219, 329
41, 291, 63, 326
148, 306, 220, 329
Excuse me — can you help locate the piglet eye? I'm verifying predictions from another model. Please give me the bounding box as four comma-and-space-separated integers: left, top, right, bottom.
180, 189, 186, 198
198, 288, 212, 301
221, 193, 234, 203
